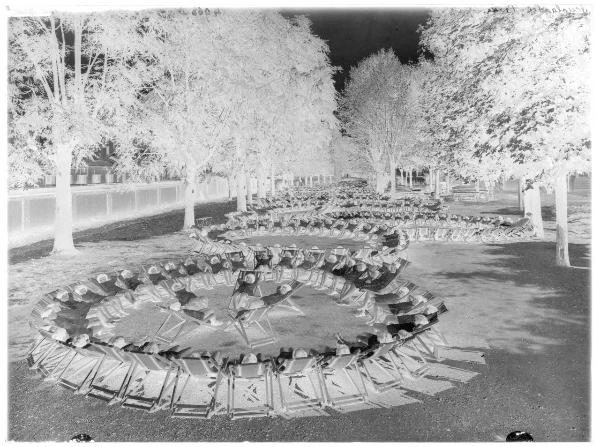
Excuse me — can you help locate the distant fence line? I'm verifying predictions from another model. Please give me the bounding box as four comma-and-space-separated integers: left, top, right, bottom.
7, 178, 231, 238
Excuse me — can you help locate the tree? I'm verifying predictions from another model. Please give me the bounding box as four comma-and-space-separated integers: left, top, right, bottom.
339, 49, 420, 194
115, 9, 241, 228
210, 13, 337, 210
9, 12, 147, 253
420, 7, 591, 264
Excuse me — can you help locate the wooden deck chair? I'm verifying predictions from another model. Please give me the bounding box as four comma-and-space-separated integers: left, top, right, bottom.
85, 345, 135, 403
91, 273, 128, 296
171, 356, 227, 418
120, 352, 176, 412
30, 294, 61, 323
411, 319, 449, 360
228, 361, 274, 419
358, 342, 410, 393
275, 355, 325, 414
266, 280, 305, 316
317, 353, 368, 409
38, 344, 83, 382
57, 346, 106, 393
27, 337, 70, 375
27, 335, 56, 369
230, 307, 276, 349
153, 310, 187, 345
233, 270, 264, 298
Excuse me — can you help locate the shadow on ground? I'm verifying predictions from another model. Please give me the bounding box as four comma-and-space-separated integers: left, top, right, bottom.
9, 200, 237, 265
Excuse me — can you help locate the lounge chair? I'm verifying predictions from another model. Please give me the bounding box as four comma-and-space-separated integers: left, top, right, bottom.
275, 351, 325, 414
317, 352, 368, 410
228, 359, 274, 419
229, 307, 276, 349
171, 354, 227, 418
121, 352, 177, 412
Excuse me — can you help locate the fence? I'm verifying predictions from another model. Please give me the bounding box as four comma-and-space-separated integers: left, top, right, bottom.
7, 177, 233, 239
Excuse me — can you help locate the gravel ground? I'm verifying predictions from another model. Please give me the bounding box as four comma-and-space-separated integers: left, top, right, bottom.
7, 188, 591, 442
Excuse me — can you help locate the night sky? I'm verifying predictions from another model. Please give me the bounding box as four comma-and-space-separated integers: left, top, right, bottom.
281, 8, 431, 91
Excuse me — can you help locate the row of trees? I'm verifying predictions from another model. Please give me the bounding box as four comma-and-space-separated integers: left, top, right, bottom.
339, 7, 590, 266
419, 7, 591, 266
338, 49, 422, 194
9, 9, 338, 254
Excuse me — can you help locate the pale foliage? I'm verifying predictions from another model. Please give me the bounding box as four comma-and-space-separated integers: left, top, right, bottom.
419, 7, 591, 186
8, 12, 148, 188
339, 49, 422, 177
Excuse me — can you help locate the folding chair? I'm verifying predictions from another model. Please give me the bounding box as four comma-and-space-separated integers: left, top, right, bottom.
68, 281, 108, 304
57, 346, 106, 393
358, 342, 410, 392
275, 354, 325, 414
317, 353, 368, 409
265, 280, 305, 316
233, 270, 264, 298
85, 345, 136, 404
153, 309, 187, 345
120, 352, 177, 412
228, 360, 274, 419
171, 355, 227, 418
27, 336, 70, 375
91, 272, 128, 296
229, 307, 277, 349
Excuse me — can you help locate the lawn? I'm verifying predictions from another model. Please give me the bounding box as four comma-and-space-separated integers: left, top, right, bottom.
7, 180, 590, 441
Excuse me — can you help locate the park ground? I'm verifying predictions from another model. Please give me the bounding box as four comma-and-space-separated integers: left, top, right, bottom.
7, 180, 590, 442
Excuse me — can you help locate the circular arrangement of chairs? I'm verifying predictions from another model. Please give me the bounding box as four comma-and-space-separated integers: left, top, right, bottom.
27, 228, 454, 419
26, 182, 498, 420
222, 182, 534, 244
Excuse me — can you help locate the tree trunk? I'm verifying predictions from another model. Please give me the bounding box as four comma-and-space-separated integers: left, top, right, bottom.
52, 146, 77, 254
389, 157, 396, 195
428, 166, 433, 192
227, 175, 233, 200
518, 177, 525, 211
270, 164, 275, 195
408, 168, 413, 188
257, 169, 266, 199
375, 171, 385, 194
182, 168, 196, 229
555, 174, 570, 266
246, 171, 253, 207
434, 169, 440, 199
523, 181, 544, 237
236, 171, 247, 212
446, 170, 450, 193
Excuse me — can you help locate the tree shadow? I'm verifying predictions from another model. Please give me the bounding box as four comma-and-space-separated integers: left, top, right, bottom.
482, 206, 556, 220
8, 200, 237, 265
437, 241, 590, 355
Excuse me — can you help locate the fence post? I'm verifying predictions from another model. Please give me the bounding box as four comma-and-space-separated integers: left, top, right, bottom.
106, 190, 112, 216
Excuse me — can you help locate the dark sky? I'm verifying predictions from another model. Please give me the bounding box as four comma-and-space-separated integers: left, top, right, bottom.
281, 8, 431, 91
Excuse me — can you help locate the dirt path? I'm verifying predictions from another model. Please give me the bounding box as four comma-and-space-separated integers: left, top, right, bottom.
7, 187, 590, 441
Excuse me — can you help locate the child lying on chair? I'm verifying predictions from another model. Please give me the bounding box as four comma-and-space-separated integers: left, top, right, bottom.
181, 296, 222, 326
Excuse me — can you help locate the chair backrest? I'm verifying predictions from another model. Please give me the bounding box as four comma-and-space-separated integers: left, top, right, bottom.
325, 353, 358, 370
175, 357, 218, 376
281, 357, 316, 375
234, 362, 264, 378
87, 344, 132, 363
130, 352, 171, 371
367, 342, 397, 359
